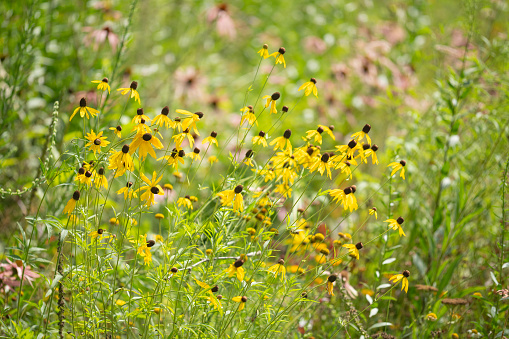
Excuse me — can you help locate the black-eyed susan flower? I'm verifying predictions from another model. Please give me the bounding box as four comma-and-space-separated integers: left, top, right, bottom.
329, 186, 358, 212
203, 131, 218, 147
309, 153, 332, 179
369, 207, 378, 219
217, 185, 244, 212
305, 126, 325, 144
109, 217, 119, 225
91, 77, 110, 94
319, 124, 335, 140
172, 128, 195, 149
129, 132, 163, 160
173, 116, 183, 132
132, 108, 150, 124
69, 97, 99, 121
243, 149, 254, 167
135, 234, 153, 265
185, 148, 200, 161
226, 259, 245, 281
269, 129, 292, 153
177, 195, 193, 209
252, 131, 267, 147
334, 160, 352, 179
109, 125, 122, 138
117, 81, 141, 104
131, 118, 151, 136
137, 171, 164, 207
85, 130, 110, 154
232, 296, 247, 311
351, 124, 372, 145
343, 242, 363, 260
298, 78, 318, 97
389, 270, 410, 293
262, 92, 280, 114
336, 139, 361, 159
108, 145, 134, 177
360, 144, 379, 165
240, 105, 257, 126
63, 190, 80, 215
269, 47, 286, 68
385, 217, 406, 237
153, 106, 174, 129
267, 259, 286, 281
274, 183, 292, 198
81, 170, 93, 186
89, 228, 104, 239
177, 109, 203, 135
327, 274, 337, 296
94, 167, 108, 189
159, 148, 186, 170
257, 44, 269, 58
388, 160, 406, 180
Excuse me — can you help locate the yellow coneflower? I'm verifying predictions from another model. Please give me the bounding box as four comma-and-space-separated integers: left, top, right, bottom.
108, 145, 134, 177
153, 106, 174, 129
85, 130, 110, 154
131, 119, 151, 136
360, 144, 379, 165
209, 155, 218, 164
388, 160, 406, 180
351, 124, 372, 145
203, 131, 218, 147
91, 78, 110, 94
176, 110, 203, 135
240, 105, 257, 126
389, 270, 410, 293
172, 129, 195, 149
274, 183, 292, 198
94, 168, 108, 189
267, 259, 286, 281
137, 171, 164, 207
117, 81, 141, 104
369, 207, 378, 219
329, 186, 358, 212
334, 160, 352, 179
335, 139, 361, 159
385, 217, 406, 237
269, 129, 292, 153
305, 126, 325, 144
257, 44, 270, 58
269, 47, 286, 68
159, 148, 186, 170
318, 124, 335, 140
298, 78, 318, 97
226, 259, 245, 281
217, 185, 244, 212
327, 274, 337, 296
309, 153, 332, 179
69, 97, 99, 121
232, 296, 247, 311
343, 242, 363, 260
262, 92, 280, 114
187, 147, 201, 162
109, 217, 119, 225
63, 191, 80, 215
129, 132, 164, 160
177, 196, 193, 209
252, 131, 267, 147
135, 234, 155, 265
89, 228, 104, 239
243, 150, 255, 167
117, 182, 137, 199
109, 125, 122, 138
131, 108, 150, 124
155, 213, 164, 220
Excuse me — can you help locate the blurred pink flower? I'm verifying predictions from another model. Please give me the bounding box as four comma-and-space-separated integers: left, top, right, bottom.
303, 36, 327, 54
0, 258, 40, 293
83, 25, 120, 52
207, 4, 236, 40
174, 67, 207, 104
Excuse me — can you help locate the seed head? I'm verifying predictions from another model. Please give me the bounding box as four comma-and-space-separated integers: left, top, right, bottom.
278, 47, 286, 54
355, 242, 363, 250
403, 270, 410, 278
98, 229, 103, 234
271, 92, 280, 101
310, 78, 317, 84
234, 259, 244, 267
146, 240, 155, 247
79, 97, 87, 107
211, 131, 217, 138
396, 216, 404, 224
241, 296, 247, 302
211, 285, 219, 293
321, 153, 329, 163
400, 160, 406, 166
130, 81, 138, 90
193, 147, 200, 154
161, 106, 169, 115
142, 133, 152, 141
178, 149, 185, 157
328, 274, 337, 283
98, 167, 105, 175
282, 105, 289, 112
150, 186, 160, 194
283, 129, 292, 139
362, 124, 371, 133
258, 131, 265, 137
94, 139, 101, 145
72, 190, 80, 200
347, 140, 357, 149
234, 185, 243, 194
171, 267, 178, 273
371, 144, 379, 152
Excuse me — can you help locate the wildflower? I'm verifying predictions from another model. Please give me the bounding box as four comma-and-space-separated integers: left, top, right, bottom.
153, 106, 174, 129
257, 44, 270, 58
267, 259, 286, 281
63, 191, 80, 215
108, 145, 134, 177
298, 78, 318, 97
243, 149, 255, 167
137, 171, 164, 207
109, 217, 119, 225
329, 186, 358, 212
131, 108, 150, 125
91, 77, 110, 94
388, 160, 406, 180
109, 125, 122, 138
129, 132, 164, 160
270, 47, 286, 68
309, 153, 332, 179
172, 128, 195, 148
95, 168, 108, 189
240, 105, 257, 126
209, 156, 218, 164
85, 130, 110, 154
155, 213, 165, 220
117, 81, 141, 104
327, 274, 337, 296
336, 139, 361, 159
452, 334, 459, 339
262, 92, 280, 114
351, 124, 372, 145
82, 170, 93, 186
226, 259, 245, 281
136, 234, 153, 265
177, 109, 203, 135
343, 242, 363, 260
426, 312, 437, 321
132, 118, 151, 136
177, 196, 193, 209
232, 296, 247, 311
188, 147, 201, 161
369, 207, 378, 219
270, 129, 292, 152
217, 185, 244, 212
389, 270, 410, 293
159, 148, 186, 169
89, 228, 104, 239
384, 217, 406, 237
203, 131, 218, 147
274, 183, 292, 198
69, 97, 99, 121
116, 300, 126, 306
361, 144, 379, 165
318, 124, 335, 140
305, 126, 325, 144
155, 235, 164, 242
252, 131, 267, 147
